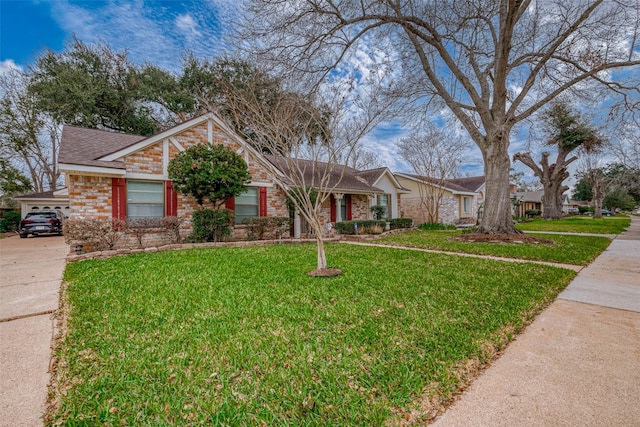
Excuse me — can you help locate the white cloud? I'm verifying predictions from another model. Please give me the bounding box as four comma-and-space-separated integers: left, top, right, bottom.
0, 59, 23, 75
45, 0, 241, 71
175, 13, 201, 39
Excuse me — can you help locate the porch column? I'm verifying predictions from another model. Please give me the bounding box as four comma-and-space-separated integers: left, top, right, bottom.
334, 193, 343, 222
390, 193, 398, 219
294, 210, 301, 238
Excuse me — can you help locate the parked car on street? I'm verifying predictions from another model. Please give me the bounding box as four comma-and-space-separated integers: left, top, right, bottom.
18, 210, 67, 238
566, 207, 580, 214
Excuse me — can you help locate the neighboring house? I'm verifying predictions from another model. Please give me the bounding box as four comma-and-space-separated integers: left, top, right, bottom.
512, 190, 544, 217
394, 173, 483, 224
13, 189, 70, 218
57, 113, 406, 239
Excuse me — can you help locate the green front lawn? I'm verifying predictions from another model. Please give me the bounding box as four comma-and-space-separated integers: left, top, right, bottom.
516, 216, 630, 234
376, 230, 610, 265
50, 244, 574, 426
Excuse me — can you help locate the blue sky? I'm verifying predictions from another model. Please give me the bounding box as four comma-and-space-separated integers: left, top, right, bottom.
2, 0, 561, 178
1, 0, 435, 173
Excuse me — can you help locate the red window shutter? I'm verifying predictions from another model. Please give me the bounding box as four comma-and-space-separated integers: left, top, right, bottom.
259, 187, 267, 217
346, 195, 353, 220
165, 181, 178, 217
330, 195, 336, 223
111, 178, 126, 220
225, 197, 235, 211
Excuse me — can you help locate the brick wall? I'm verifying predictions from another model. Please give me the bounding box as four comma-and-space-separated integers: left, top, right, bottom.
125, 144, 163, 174
351, 194, 369, 220
68, 175, 113, 220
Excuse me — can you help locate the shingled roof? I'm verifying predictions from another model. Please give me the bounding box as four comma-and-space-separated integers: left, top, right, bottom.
59, 126, 146, 169
264, 155, 384, 194
447, 176, 485, 192
399, 173, 479, 194
59, 124, 389, 195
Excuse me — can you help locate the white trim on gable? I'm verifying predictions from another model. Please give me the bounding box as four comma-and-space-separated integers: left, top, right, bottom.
58, 163, 125, 176
99, 114, 214, 161
163, 139, 169, 176
371, 168, 410, 193
169, 137, 185, 151
208, 118, 213, 143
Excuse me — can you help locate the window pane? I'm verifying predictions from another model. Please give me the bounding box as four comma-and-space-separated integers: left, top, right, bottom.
127, 181, 164, 218
128, 204, 164, 218
236, 187, 258, 204
235, 187, 259, 224
128, 181, 164, 203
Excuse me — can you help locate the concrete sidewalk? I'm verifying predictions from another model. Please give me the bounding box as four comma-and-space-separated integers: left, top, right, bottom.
432, 216, 640, 426
0, 234, 68, 427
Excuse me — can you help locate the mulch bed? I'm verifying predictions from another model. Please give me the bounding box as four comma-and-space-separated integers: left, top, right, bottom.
450, 233, 555, 245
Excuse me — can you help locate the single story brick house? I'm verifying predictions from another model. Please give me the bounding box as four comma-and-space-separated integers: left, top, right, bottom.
393, 173, 485, 224
57, 113, 408, 239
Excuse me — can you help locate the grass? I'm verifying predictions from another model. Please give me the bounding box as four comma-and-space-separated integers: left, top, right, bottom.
516, 215, 630, 234
376, 230, 611, 265
50, 244, 575, 426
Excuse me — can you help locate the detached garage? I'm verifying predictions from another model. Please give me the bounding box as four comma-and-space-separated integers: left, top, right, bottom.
13, 189, 70, 218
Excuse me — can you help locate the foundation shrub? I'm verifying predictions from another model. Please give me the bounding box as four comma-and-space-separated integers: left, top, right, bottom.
192, 209, 234, 242
242, 217, 290, 240
335, 220, 386, 235
389, 218, 413, 230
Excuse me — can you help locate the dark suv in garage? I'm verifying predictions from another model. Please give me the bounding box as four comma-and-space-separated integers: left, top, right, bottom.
19, 210, 67, 238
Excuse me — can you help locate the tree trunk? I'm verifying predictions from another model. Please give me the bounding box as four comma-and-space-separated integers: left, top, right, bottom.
541, 181, 564, 219
477, 142, 518, 234
315, 233, 327, 270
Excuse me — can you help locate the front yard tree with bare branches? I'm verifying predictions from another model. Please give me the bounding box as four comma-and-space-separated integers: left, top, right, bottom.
240, 0, 640, 234
513, 103, 604, 219
219, 75, 389, 275
398, 122, 469, 224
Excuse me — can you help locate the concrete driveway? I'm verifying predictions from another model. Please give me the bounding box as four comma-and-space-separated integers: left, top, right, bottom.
0, 234, 68, 427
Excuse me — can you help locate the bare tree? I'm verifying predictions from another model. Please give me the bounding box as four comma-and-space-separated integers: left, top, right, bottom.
398, 122, 469, 223
348, 143, 382, 170
239, 0, 640, 234
0, 68, 62, 192
513, 103, 604, 219
578, 153, 607, 218
610, 125, 640, 170
218, 75, 390, 274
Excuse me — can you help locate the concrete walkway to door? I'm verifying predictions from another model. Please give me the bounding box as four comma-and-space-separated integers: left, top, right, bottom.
0, 234, 68, 427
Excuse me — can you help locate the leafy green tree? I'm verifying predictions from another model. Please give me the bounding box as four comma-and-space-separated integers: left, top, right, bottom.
572, 177, 593, 201
604, 188, 635, 212
605, 163, 640, 204
28, 37, 176, 135
180, 56, 330, 154
514, 103, 603, 219
0, 159, 32, 207
167, 143, 251, 207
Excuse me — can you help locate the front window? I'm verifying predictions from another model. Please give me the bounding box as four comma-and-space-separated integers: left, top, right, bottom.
377, 194, 391, 218
235, 187, 258, 224
127, 181, 164, 218
462, 196, 471, 215
340, 196, 348, 221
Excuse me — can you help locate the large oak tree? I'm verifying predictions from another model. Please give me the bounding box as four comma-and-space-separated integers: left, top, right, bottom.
239, 0, 640, 233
